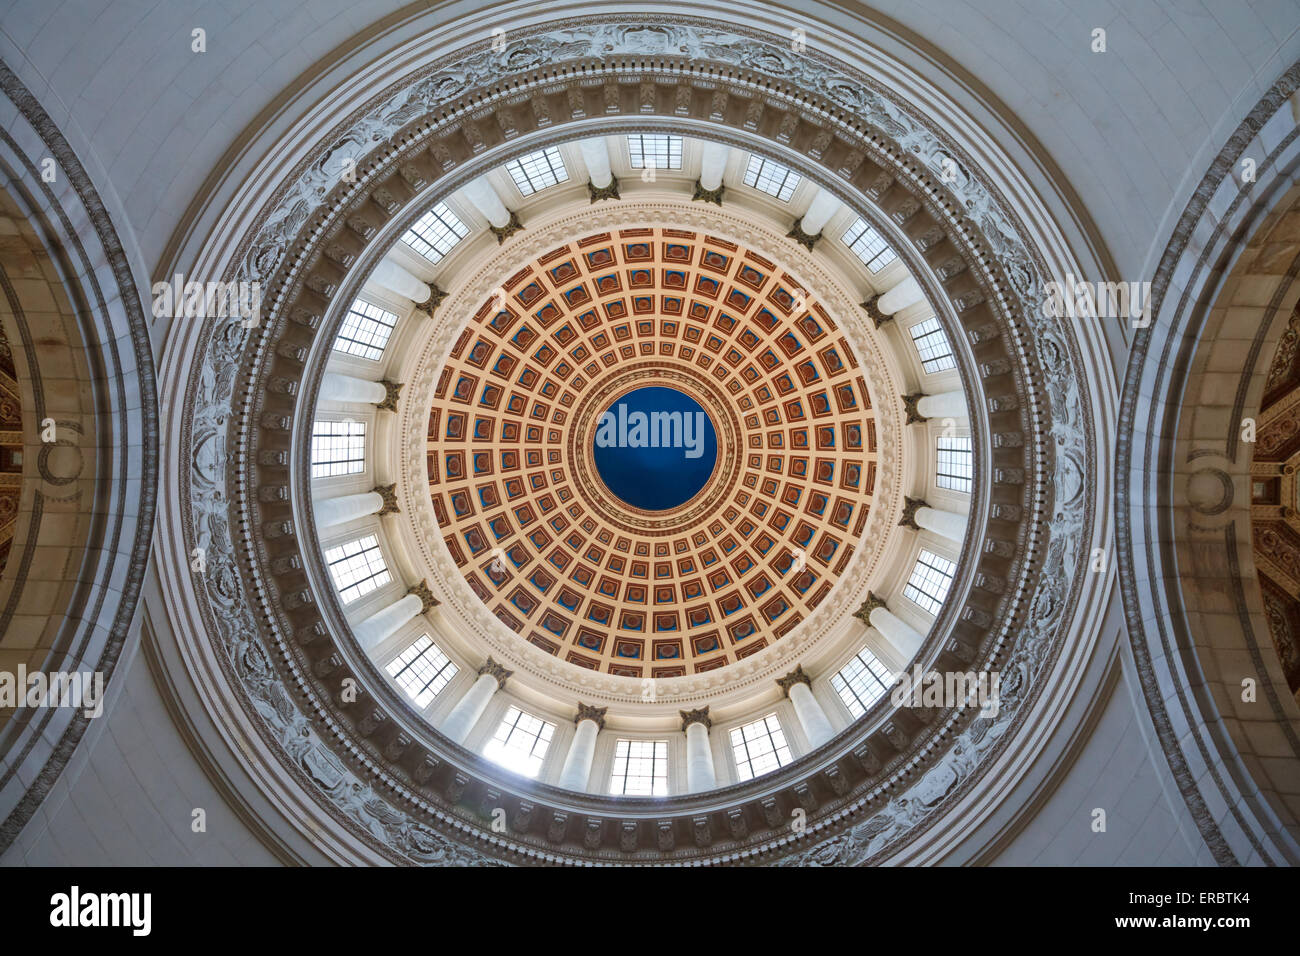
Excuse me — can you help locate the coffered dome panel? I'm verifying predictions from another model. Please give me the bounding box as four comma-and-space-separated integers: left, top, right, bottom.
427, 228, 879, 675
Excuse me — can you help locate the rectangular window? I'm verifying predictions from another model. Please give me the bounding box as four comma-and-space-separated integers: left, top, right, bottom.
401, 201, 468, 264
743, 154, 801, 201
831, 648, 895, 719
609, 739, 669, 796
386, 635, 458, 709
908, 316, 957, 373
729, 713, 793, 782
334, 299, 399, 362
505, 146, 568, 195
627, 133, 683, 171
903, 549, 958, 615
310, 419, 366, 479
936, 436, 974, 494
483, 707, 556, 778
324, 534, 391, 604
841, 217, 898, 273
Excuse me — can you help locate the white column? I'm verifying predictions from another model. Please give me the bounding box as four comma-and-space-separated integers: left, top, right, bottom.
798, 188, 841, 235
916, 505, 968, 544
557, 707, 604, 791
440, 661, 510, 745
367, 258, 431, 304
869, 606, 926, 659
579, 137, 613, 188
354, 593, 423, 652
877, 275, 924, 315
320, 372, 387, 405
682, 710, 717, 793
786, 679, 835, 748
314, 491, 383, 528
458, 175, 512, 228
917, 390, 968, 420
698, 142, 730, 191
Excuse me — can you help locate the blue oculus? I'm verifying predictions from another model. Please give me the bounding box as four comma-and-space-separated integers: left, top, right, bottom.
592, 386, 717, 510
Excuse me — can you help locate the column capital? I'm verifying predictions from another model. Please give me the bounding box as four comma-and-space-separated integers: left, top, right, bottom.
691, 180, 724, 206
407, 580, 440, 614
679, 706, 711, 731
785, 217, 821, 251
377, 380, 403, 412
414, 283, 448, 317
478, 656, 513, 689
899, 496, 928, 530
490, 209, 524, 244
860, 294, 891, 329
586, 178, 621, 202
575, 702, 608, 729
853, 591, 887, 625
902, 392, 928, 424
776, 664, 813, 697
373, 483, 400, 516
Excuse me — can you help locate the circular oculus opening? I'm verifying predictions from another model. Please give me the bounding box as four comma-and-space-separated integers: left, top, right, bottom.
591, 385, 718, 511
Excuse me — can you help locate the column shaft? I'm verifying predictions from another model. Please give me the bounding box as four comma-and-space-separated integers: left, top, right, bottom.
355, 593, 423, 652
557, 718, 600, 791
917, 390, 968, 420
684, 721, 717, 792
878, 275, 924, 314
459, 176, 511, 228
579, 138, 613, 188
916, 505, 968, 543
798, 189, 841, 234
368, 258, 430, 304
314, 491, 383, 528
869, 606, 926, 659
698, 142, 729, 191
788, 681, 835, 747
439, 672, 499, 744
319, 372, 387, 405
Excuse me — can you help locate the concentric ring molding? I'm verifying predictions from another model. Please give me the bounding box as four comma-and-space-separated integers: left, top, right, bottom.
160, 8, 1109, 864
386, 203, 905, 702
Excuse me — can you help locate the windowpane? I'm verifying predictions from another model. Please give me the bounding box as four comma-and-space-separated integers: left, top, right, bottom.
903, 549, 957, 615
311, 419, 366, 478
936, 436, 974, 494
334, 299, 399, 361
609, 739, 669, 796
401, 201, 468, 264
831, 648, 895, 719
842, 217, 897, 272
505, 147, 568, 195
483, 706, 555, 778
324, 534, 391, 604
386, 635, 458, 709
729, 713, 792, 782
743, 154, 801, 201
627, 134, 683, 170
908, 316, 957, 373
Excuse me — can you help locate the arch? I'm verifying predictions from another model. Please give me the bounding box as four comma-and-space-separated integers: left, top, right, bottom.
1117, 61, 1300, 867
